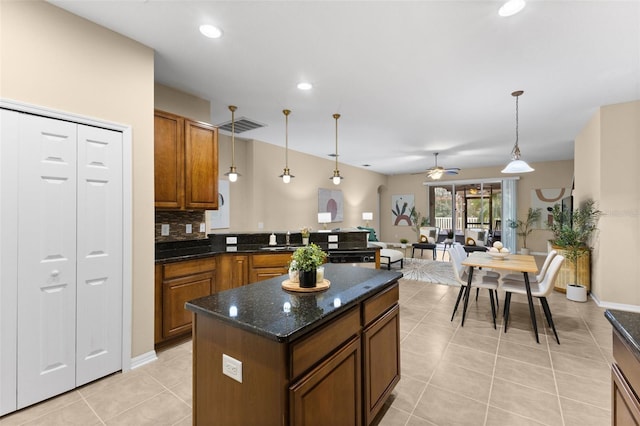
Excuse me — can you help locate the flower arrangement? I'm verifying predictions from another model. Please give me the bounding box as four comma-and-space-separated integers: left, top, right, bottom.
290, 243, 326, 272
300, 226, 312, 238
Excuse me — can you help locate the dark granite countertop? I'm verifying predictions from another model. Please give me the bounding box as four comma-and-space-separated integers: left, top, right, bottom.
605, 309, 640, 357
185, 263, 402, 343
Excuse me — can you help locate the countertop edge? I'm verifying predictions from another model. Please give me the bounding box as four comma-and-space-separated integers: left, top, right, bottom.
605, 309, 640, 357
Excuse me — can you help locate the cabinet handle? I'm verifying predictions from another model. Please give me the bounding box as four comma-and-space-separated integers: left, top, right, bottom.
51, 270, 60, 277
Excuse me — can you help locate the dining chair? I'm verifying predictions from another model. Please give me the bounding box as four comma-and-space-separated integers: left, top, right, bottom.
500, 250, 557, 284
453, 244, 499, 306
449, 246, 500, 328
501, 255, 565, 344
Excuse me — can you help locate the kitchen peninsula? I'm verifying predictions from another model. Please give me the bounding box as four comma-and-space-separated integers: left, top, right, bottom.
186, 263, 402, 425
155, 230, 380, 347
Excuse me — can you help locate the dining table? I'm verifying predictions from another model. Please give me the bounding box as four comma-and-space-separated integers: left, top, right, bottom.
462, 252, 541, 342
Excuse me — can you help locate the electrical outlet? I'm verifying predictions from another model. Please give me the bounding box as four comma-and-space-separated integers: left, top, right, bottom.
186, 224, 192, 233
258, 222, 264, 229
222, 354, 242, 383
199, 222, 206, 232
161, 224, 170, 236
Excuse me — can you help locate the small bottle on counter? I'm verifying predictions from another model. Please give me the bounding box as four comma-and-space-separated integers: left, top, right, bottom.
286, 231, 290, 246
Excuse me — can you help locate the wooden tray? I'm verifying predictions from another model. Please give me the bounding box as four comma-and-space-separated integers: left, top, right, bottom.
282, 279, 330, 292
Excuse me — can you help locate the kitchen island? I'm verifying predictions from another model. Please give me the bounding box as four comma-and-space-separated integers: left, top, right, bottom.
186, 263, 402, 426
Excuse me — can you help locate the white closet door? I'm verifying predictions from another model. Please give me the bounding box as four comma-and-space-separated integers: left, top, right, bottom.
1, 109, 20, 416
75, 125, 123, 385
17, 114, 77, 409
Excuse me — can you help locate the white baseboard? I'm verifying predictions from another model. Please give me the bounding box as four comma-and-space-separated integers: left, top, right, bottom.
129, 350, 158, 370
590, 293, 640, 313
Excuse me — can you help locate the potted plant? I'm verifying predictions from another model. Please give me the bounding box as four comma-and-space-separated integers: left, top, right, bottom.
300, 226, 312, 245
399, 238, 408, 249
409, 207, 429, 242
551, 199, 601, 292
507, 207, 541, 255
290, 243, 327, 288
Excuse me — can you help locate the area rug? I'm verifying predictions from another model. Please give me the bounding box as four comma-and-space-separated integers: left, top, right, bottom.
399, 258, 458, 285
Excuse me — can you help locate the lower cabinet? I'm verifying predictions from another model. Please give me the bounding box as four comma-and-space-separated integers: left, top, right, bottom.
249, 252, 292, 283
290, 337, 362, 426
216, 254, 249, 292
155, 258, 215, 346
611, 329, 640, 425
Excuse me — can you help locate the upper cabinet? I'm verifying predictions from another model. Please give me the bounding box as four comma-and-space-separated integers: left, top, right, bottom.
154, 110, 218, 210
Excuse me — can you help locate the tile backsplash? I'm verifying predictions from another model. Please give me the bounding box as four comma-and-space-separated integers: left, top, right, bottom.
155, 210, 207, 242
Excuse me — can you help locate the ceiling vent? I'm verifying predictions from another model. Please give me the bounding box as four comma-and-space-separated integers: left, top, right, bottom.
217, 117, 266, 134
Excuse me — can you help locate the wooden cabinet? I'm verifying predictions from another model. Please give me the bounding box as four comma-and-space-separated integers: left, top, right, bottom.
154, 110, 218, 210
290, 337, 362, 426
216, 254, 249, 292
250, 252, 292, 283
155, 258, 216, 345
612, 329, 640, 425
362, 283, 400, 424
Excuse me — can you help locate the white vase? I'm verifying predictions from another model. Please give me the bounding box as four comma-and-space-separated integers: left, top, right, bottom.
302, 237, 309, 245
520, 248, 530, 255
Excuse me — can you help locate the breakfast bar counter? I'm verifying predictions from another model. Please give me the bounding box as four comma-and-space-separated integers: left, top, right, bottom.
186, 264, 402, 425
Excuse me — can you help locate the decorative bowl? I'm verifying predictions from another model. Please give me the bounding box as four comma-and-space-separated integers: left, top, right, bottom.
487, 251, 510, 260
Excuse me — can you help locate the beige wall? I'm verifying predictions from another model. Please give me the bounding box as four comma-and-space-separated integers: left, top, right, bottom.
575, 101, 640, 307
381, 160, 574, 251
1, 1, 155, 358
154, 83, 210, 123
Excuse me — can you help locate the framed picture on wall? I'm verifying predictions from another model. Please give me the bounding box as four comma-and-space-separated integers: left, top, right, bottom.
208, 180, 230, 229
391, 194, 414, 226
318, 188, 343, 222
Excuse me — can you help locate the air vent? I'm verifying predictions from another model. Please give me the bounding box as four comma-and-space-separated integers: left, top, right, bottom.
217, 117, 266, 134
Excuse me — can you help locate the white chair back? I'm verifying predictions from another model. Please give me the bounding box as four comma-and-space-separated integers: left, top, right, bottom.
535, 255, 565, 297
536, 250, 558, 282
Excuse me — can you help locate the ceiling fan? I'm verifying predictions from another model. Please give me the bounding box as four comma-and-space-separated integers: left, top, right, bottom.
424, 152, 460, 180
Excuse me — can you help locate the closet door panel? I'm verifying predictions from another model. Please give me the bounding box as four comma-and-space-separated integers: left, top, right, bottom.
76, 125, 123, 386
1, 109, 20, 415
17, 114, 77, 409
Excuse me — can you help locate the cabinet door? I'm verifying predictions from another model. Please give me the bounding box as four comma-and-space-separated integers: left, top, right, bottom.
17, 114, 78, 409
363, 304, 400, 425
163, 272, 214, 339
218, 255, 249, 292
76, 124, 123, 386
154, 111, 184, 209
184, 120, 218, 209
250, 267, 288, 283
612, 363, 640, 425
290, 337, 361, 426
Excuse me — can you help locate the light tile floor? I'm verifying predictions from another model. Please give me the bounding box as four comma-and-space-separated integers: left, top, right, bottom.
1, 260, 612, 426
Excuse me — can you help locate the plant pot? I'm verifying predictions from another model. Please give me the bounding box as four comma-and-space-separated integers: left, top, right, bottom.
302, 237, 309, 245
520, 248, 530, 255
400, 243, 407, 249
566, 284, 587, 302
299, 269, 317, 288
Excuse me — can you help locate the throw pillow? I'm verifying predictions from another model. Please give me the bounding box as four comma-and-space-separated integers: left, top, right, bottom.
357, 226, 378, 242
420, 235, 428, 243
427, 237, 436, 244
476, 231, 486, 247
466, 237, 476, 246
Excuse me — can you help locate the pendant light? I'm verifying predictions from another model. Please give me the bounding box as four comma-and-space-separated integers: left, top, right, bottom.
330, 113, 343, 185
501, 90, 534, 174
279, 109, 294, 183
224, 105, 240, 182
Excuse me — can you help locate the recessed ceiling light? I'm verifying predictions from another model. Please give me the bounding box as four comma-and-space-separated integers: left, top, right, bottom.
297, 82, 313, 91
498, 0, 526, 17
199, 24, 223, 39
